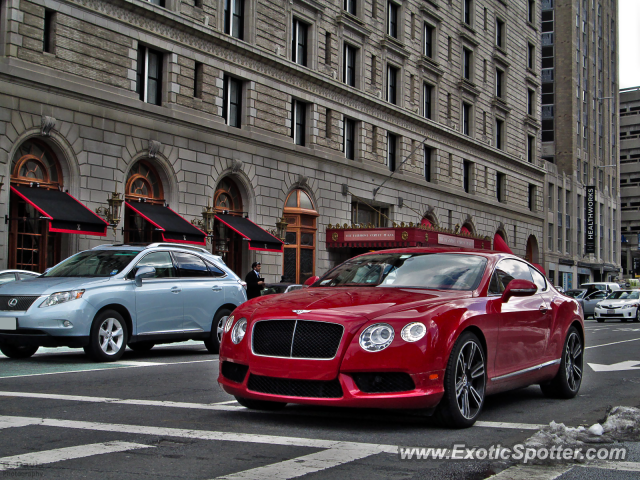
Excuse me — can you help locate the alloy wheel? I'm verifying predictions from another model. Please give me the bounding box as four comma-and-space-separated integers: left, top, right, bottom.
99, 317, 124, 356
564, 332, 583, 392
217, 316, 228, 344
455, 340, 486, 420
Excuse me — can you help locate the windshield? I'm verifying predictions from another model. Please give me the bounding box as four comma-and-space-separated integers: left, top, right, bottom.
43, 250, 140, 277
565, 290, 586, 299
317, 253, 487, 290
607, 291, 640, 300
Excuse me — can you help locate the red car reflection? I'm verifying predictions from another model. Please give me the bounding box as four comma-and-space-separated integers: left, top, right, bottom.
218, 248, 584, 428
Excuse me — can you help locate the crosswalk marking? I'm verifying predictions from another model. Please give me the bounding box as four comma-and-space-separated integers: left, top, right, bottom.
0, 417, 41, 430
487, 464, 572, 479
215, 444, 378, 480
0, 391, 545, 429
588, 461, 640, 472
0, 441, 153, 471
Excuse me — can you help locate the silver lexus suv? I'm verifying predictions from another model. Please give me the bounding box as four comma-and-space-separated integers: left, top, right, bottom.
0, 243, 247, 362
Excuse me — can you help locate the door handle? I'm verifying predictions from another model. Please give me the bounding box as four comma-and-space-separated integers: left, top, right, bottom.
171, 286, 182, 293
211, 286, 222, 291
539, 304, 548, 313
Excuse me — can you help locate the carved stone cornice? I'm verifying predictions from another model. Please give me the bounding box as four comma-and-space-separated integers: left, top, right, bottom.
458, 79, 480, 97
293, 0, 325, 13
336, 13, 372, 39
526, 75, 541, 88
419, 5, 443, 23
419, 56, 445, 77
492, 50, 511, 68
459, 31, 479, 47
492, 97, 512, 114
524, 116, 541, 130
380, 36, 410, 59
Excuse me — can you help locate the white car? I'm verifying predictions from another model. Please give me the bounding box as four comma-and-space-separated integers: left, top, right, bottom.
594, 290, 640, 323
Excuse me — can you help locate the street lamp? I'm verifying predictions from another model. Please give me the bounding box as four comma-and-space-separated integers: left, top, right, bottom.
95, 189, 124, 235
192, 202, 216, 241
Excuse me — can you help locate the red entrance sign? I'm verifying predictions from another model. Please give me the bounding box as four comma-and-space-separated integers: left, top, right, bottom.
344, 230, 396, 241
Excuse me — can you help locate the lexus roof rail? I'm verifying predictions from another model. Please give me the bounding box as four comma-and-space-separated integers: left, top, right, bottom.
147, 242, 211, 254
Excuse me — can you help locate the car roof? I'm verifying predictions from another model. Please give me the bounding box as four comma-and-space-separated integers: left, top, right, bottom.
91, 243, 215, 255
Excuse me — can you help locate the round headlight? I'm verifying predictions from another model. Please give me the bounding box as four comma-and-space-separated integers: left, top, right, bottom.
401, 322, 427, 342
231, 318, 247, 344
224, 315, 235, 332
359, 323, 394, 352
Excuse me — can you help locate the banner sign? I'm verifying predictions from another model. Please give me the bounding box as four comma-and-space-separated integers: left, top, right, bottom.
585, 186, 596, 254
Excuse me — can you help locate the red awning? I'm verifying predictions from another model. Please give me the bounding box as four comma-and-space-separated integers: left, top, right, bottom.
421, 218, 432, 227
126, 202, 207, 245
493, 233, 513, 254
461, 226, 471, 234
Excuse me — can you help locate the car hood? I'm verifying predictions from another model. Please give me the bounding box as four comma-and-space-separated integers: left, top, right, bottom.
599, 299, 639, 307
0, 277, 112, 295
247, 286, 471, 325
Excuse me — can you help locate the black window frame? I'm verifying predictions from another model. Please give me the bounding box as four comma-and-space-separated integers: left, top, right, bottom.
496, 68, 504, 98
497, 172, 506, 202
223, 75, 242, 128
464, 0, 473, 26
292, 18, 308, 67
463, 48, 472, 80
292, 99, 307, 146
496, 118, 504, 149
224, 0, 245, 40
424, 23, 434, 58
527, 135, 535, 163
424, 146, 432, 182
136, 45, 163, 106
344, 0, 356, 16
496, 18, 504, 49
528, 88, 535, 115
344, 43, 357, 87
387, 132, 397, 172
462, 102, 472, 136
171, 252, 212, 278
387, 64, 398, 104
463, 160, 471, 193
344, 117, 356, 160
424, 83, 433, 119
43, 9, 56, 54
387, 1, 398, 38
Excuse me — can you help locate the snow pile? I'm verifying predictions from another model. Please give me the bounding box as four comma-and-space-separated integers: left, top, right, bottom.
600, 405, 640, 440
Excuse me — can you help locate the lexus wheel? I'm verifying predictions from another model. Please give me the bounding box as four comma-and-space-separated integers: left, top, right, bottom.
234, 396, 287, 411
204, 308, 231, 354
0, 344, 38, 359
433, 331, 486, 428
540, 326, 583, 399
86, 310, 128, 362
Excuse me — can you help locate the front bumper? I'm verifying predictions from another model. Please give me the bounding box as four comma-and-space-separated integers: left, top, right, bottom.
0, 298, 95, 348
594, 306, 637, 319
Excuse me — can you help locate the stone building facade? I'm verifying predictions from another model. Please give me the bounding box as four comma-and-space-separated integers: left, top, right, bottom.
0, 0, 544, 280
540, 0, 620, 288
620, 86, 640, 278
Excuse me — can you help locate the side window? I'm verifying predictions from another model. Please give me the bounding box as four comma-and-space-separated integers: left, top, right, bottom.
173, 252, 211, 278
205, 261, 227, 278
134, 252, 176, 278
529, 267, 548, 293
488, 259, 534, 294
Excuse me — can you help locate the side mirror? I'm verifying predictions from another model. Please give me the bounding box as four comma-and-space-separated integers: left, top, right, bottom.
501, 279, 537, 303
303, 276, 320, 287
134, 266, 156, 287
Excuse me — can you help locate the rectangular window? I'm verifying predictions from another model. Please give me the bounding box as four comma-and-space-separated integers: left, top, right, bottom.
557, 186, 562, 213
344, 0, 356, 15
496, 68, 504, 98
194, 62, 204, 99
463, 48, 472, 80
292, 19, 308, 67
344, 44, 356, 87
424, 146, 432, 182
424, 83, 433, 119
371, 55, 377, 85
495, 118, 504, 149
223, 75, 242, 128
583, 161, 588, 184
291, 99, 306, 146
325, 32, 332, 64
464, 0, 472, 26
326, 109, 332, 138
387, 65, 398, 104
496, 18, 504, 48
388, 1, 398, 38
43, 9, 56, 54
527, 135, 535, 163
528, 0, 535, 24
558, 224, 562, 252
497, 172, 505, 202
462, 103, 471, 136
387, 133, 397, 171
529, 185, 536, 211
146, 0, 166, 5
528, 43, 535, 70
548, 224, 553, 251
224, 0, 244, 40
463, 160, 472, 193
424, 23, 434, 58
344, 117, 355, 160
136, 46, 163, 106
548, 183, 553, 210
528, 88, 535, 115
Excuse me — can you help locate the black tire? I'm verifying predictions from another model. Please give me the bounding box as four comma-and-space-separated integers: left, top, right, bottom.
596, 318, 605, 323
634, 309, 640, 323
433, 331, 486, 428
0, 344, 39, 359
621, 318, 628, 323
128, 342, 155, 352
85, 310, 128, 362
204, 308, 231, 354
540, 326, 583, 399
234, 396, 287, 411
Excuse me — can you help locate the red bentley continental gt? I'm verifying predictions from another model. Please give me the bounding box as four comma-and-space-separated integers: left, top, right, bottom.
218, 248, 584, 428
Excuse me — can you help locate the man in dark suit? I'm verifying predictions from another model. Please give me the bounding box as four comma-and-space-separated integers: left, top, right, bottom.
245, 262, 265, 299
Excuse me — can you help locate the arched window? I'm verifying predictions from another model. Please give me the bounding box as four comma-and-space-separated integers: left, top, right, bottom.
124, 160, 165, 243
283, 189, 318, 284
9, 140, 63, 271
212, 177, 245, 273
213, 178, 243, 215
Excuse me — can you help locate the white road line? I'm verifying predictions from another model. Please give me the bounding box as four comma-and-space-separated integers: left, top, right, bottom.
0, 358, 218, 380
486, 464, 572, 479
211, 400, 239, 405
215, 445, 377, 480
585, 337, 640, 349
0, 417, 41, 430
0, 391, 546, 430
0, 415, 398, 454
0, 391, 244, 412
0, 441, 153, 471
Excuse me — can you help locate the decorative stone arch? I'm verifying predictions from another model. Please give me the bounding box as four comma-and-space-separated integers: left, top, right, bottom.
421, 206, 439, 227
461, 215, 476, 235
121, 150, 179, 209
212, 167, 254, 218
525, 234, 540, 264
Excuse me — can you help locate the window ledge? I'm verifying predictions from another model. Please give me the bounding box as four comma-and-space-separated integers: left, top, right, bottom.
459, 30, 479, 47
527, 21, 538, 32
458, 79, 480, 97
525, 115, 541, 130
381, 36, 410, 59
419, 56, 445, 77
419, 5, 443, 22
460, 22, 477, 36
492, 97, 511, 114
293, 0, 325, 13
492, 50, 511, 68
337, 13, 372, 38
527, 67, 538, 77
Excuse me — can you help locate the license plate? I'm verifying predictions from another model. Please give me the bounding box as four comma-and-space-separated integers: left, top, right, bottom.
0, 318, 17, 330
607, 309, 615, 314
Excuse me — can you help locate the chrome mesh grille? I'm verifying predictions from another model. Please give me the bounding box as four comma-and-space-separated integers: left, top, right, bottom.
252, 320, 343, 359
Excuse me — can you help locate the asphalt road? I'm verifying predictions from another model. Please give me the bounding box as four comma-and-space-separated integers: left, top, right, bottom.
0, 320, 639, 479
